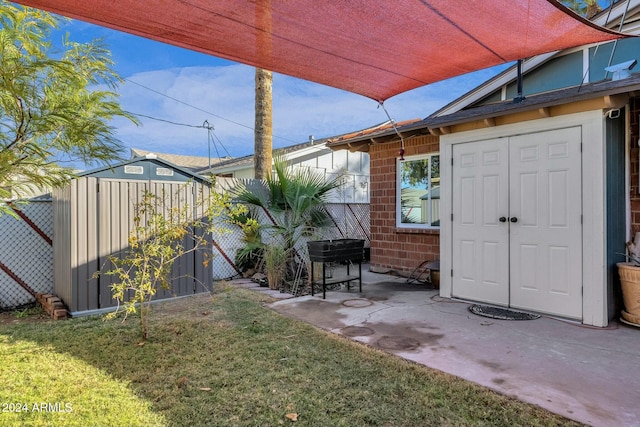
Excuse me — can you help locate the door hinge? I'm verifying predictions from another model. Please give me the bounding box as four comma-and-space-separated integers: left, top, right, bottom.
96, 181, 99, 193
451, 269, 453, 277
451, 157, 454, 166
451, 213, 454, 221
580, 143, 583, 153
581, 214, 583, 225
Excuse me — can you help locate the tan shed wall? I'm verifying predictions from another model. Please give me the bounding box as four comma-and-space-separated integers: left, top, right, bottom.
53, 177, 213, 314
53, 183, 72, 307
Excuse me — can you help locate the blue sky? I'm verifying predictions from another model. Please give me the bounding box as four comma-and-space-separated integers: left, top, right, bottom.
55, 19, 511, 165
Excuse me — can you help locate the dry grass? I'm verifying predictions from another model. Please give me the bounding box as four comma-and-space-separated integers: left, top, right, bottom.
0, 285, 584, 427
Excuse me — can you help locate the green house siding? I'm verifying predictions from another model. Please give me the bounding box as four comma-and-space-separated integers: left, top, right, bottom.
476, 91, 502, 105
505, 51, 583, 98
590, 38, 640, 82
471, 39, 640, 109
605, 109, 627, 319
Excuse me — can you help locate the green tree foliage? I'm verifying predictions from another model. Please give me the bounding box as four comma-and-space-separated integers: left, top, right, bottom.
560, 0, 606, 18
101, 185, 243, 341
0, 1, 137, 214
228, 208, 264, 273
400, 155, 439, 188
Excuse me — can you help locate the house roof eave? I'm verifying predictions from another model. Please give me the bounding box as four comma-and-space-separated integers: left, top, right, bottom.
330, 74, 640, 151
423, 74, 640, 130
327, 119, 424, 151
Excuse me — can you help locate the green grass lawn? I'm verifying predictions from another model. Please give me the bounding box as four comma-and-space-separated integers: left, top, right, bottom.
0, 285, 583, 427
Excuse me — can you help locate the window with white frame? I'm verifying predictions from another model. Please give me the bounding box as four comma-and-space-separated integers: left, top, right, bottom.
397, 153, 440, 229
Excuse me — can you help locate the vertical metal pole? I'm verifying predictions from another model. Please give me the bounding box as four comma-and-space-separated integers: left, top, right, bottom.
311, 261, 315, 296
514, 59, 525, 103
322, 262, 326, 299
204, 120, 212, 170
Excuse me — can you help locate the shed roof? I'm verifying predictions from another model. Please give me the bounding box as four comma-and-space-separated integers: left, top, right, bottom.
129, 148, 229, 172
79, 154, 210, 183
15, 0, 628, 101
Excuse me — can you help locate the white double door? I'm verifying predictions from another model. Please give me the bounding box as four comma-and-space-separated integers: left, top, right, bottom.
452, 127, 582, 319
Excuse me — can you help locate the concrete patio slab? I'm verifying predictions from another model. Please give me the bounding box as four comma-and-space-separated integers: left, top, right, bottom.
266, 268, 640, 427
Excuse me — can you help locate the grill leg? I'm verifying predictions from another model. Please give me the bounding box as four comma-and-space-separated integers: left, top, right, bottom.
322, 262, 326, 299
311, 261, 315, 296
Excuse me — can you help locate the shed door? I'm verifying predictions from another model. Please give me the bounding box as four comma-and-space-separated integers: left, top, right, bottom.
509, 128, 582, 318
452, 127, 583, 319
452, 138, 510, 305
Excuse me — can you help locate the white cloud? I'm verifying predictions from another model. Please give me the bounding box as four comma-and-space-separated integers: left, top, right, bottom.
61, 18, 512, 167
111, 63, 508, 160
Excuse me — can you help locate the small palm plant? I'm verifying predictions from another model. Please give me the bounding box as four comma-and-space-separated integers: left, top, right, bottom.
233, 157, 343, 287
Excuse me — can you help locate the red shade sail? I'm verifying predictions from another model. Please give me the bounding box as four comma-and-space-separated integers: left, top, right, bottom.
14, 0, 627, 101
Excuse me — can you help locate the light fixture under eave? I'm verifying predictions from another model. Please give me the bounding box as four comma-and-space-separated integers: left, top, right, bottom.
398, 148, 405, 161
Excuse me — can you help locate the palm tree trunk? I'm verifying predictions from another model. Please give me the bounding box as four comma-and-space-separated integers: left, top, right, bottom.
255, 68, 273, 180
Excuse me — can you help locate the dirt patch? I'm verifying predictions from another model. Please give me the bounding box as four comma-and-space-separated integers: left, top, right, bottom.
0, 306, 50, 326
151, 293, 216, 316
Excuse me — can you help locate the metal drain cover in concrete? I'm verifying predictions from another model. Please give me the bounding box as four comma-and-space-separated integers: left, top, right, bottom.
341, 298, 373, 308
375, 335, 420, 351
340, 326, 375, 337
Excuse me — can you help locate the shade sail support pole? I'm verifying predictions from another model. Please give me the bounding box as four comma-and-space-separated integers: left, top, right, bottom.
378, 101, 406, 160
605, 0, 632, 77
514, 59, 525, 103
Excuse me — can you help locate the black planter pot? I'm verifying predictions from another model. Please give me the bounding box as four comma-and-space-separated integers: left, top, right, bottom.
307, 239, 365, 263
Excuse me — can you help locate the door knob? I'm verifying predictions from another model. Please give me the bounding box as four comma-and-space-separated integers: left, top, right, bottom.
510, 217, 518, 223
499, 216, 507, 222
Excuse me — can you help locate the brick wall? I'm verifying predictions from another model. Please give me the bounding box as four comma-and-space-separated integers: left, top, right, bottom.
369, 135, 440, 276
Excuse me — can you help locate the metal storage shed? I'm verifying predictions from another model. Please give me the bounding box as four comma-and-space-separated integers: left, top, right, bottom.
53, 154, 213, 316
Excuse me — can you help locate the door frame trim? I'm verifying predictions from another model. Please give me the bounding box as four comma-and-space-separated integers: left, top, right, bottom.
440, 110, 607, 327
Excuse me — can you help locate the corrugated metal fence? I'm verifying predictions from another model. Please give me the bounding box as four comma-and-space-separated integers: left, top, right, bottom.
0, 179, 370, 311
53, 178, 213, 315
